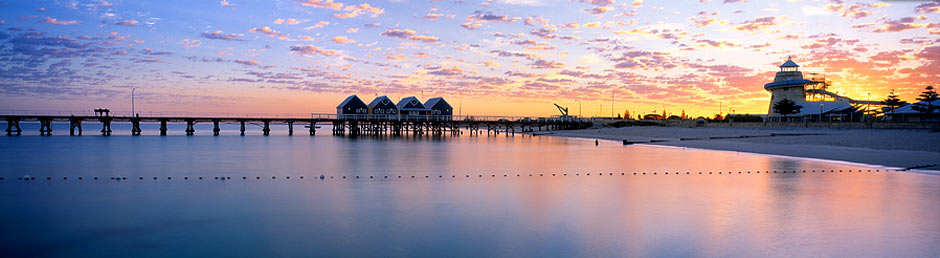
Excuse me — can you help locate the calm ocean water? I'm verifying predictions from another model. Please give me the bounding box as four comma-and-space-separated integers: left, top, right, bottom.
1, 122, 938, 257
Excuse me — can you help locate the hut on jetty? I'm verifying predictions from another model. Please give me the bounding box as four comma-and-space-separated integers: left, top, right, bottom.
368, 96, 398, 117
424, 97, 453, 119
337, 95, 368, 118
397, 96, 431, 119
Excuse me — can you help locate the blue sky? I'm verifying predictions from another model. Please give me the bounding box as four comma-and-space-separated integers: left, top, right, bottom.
0, 0, 938, 117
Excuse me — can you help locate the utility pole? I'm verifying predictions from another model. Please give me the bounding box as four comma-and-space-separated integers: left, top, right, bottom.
611, 91, 614, 118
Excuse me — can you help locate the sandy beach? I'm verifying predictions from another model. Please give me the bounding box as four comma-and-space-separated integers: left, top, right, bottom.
535, 126, 940, 171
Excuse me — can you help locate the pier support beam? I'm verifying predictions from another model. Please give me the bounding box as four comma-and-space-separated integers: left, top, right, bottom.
159, 119, 168, 136
212, 120, 221, 136
99, 117, 112, 136
309, 121, 316, 135
239, 120, 246, 136
39, 118, 53, 136
287, 120, 294, 136
262, 120, 270, 136
5, 118, 22, 136
69, 116, 82, 136
185, 119, 195, 135
131, 116, 141, 136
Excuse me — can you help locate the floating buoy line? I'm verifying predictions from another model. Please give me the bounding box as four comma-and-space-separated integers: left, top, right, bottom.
0, 169, 895, 183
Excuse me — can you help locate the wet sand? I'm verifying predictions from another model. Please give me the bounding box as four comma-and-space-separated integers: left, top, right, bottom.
535, 126, 940, 171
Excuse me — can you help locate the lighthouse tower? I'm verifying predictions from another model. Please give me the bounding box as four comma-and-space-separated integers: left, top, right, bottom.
764, 57, 813, 115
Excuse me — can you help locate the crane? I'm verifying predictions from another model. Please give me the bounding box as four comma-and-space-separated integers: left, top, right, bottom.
553, 103, 569, 116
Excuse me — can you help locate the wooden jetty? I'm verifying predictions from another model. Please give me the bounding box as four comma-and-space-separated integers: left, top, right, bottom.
0, 110, 591, 136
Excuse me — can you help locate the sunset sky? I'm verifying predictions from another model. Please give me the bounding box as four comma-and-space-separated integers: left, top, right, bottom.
0, 0, 937, 117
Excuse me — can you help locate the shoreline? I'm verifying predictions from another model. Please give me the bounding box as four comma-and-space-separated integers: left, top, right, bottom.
532, 126, 940, 174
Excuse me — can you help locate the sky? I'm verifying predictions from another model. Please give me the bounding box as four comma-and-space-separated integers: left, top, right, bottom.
0, 0, 938, 118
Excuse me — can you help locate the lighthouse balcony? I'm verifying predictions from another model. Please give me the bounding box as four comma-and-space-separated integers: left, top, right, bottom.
763, 79, 819, 91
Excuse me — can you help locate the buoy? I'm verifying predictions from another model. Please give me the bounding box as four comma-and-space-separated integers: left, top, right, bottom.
320, 175, 325, 179
46, 177, 51, 180
184, 177, 188, 180
94, 177, 98, 180
384, 176, 388, 178
168, 177, 172, 180
287, 176, 291, 179
78, 177, 82, 180
369, 176, 373, 178
153, 177, 157, 180
398, 175, 401, 178
63, 177, 68, 180
341, 176, 345, 179
199, 177, 203, 180
255, 176, 260, 179
242, 177, 246, 179
300, 176, 304, 179
139, 177, 144, 180
355, 176, 359, 179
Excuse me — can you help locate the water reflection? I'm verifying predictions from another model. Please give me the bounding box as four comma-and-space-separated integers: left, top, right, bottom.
0, 131, 936, 257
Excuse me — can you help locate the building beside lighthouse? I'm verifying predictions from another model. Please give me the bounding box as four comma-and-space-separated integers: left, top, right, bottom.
763, 57, 878, 121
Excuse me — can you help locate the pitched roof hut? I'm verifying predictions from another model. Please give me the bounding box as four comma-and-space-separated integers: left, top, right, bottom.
337, 95, 368, 117
368, 95, 398, 115
424, 97, 453, 116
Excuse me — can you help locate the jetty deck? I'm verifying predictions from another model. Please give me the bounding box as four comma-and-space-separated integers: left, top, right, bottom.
1, 110, 591, 136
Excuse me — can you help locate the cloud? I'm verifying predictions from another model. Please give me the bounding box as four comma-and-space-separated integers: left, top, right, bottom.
873, 16, 930, 33
304, 21, 330, 29
579, 0, 614, 6
332, 3, 385, 19
249, 26, 289, 40
38, 17, 78, 25
461, 23, 482, 30
529, 27, 557, 39
491, 49, 537, 59
114, 20, 139, 26
290, 45, 341, 57
274, 18, 302, 25
331, 36, 356, 44
379, 28, 439, 43
468, 12, 513, 23
234, 59, 260, 66
915, 2, 939, 13
201, 30, 244, 41
733, 16, 779, 33
695, 39, 740, 48
297, 0, 343, 10
690, 11, 727, 28
427, 65, 464, 76
531, 59, 565, 69
585, 6, 613, 14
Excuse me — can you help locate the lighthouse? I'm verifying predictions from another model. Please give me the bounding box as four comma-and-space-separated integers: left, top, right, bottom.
763, 57, 818, 116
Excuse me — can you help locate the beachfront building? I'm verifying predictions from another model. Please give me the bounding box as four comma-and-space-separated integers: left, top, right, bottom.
424, 97, 453, 119
884, 99, 940, 122
368, 96, 398, 118
397, 96, 431, 119
763, 57, 879, 121
337, 95, 369, 118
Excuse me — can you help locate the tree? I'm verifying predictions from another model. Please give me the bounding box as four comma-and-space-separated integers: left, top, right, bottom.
912, 85, 938, 121
772, 98, 803, 121
882, 89, 906, 118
